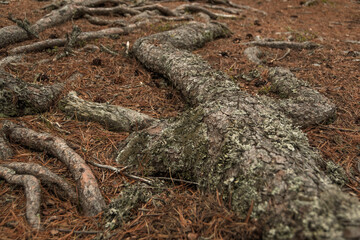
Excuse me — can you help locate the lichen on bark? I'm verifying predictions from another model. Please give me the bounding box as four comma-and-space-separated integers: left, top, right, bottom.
113, 22, 360, 239
0, 70, 63, 117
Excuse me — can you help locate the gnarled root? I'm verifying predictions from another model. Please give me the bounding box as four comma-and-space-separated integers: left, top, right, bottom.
2, 120, 106, 216
0, 166, 41, 229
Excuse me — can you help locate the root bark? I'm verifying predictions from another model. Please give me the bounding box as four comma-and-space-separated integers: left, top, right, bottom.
2, 120, 106, 216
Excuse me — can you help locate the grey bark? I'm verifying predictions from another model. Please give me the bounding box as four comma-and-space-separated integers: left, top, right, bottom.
0, 166, 41, 229
59, 91, 158, 132
2, 162, 77, 203
2, 121, 106, 216
244, 40, 320, 50
112, 22, 360, 239
0, 130, 13, 160
0, 70, 64, 117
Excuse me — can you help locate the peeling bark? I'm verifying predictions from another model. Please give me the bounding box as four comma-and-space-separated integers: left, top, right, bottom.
0, 166, 41, 229
59, 91, 158, 132
2, 121, 106, 216
0, 70, 64, 117
2, 162, 77, 203
113, 22, 360, 239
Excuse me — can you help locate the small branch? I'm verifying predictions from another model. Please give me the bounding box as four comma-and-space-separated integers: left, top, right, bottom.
150, 176, 199, 185
243, 40, 320, 50
89, 158, 153, 185
0, 166, 41, 229
275, 48, 291, 61
100, 44, 119, 56
2, 162, 77, 203
57, 228, 102, 234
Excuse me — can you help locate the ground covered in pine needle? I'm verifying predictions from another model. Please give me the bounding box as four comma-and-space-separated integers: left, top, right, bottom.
0, 0, 359, 239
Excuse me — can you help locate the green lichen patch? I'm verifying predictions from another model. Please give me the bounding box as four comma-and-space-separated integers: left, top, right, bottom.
104, 181, 166, 230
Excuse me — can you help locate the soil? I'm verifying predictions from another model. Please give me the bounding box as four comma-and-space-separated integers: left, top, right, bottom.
0, 0, 359, 239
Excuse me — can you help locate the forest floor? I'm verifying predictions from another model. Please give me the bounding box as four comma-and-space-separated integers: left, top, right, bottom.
0, 0, 359, 239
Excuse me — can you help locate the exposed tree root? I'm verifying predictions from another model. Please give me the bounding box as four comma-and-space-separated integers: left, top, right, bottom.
0, 130, 13, 160
59, 91, 158, 132
243, 47, 335, 127
1, 162, 77, 203
2, 120, 106, 216
268, 67, 336, 127
117, 22, 360, 239
0, 55, 23, 70
0, 70, 64, 117
243, 40, 320, 50
0, 166, 41, 229
133, 4, 177, 16
8, 27, 130, 55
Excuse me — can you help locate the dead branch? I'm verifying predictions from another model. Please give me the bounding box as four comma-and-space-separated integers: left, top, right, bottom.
1, 162, 77, 203
88, 158, 153, 185
0, 70, 64, 117
59, 91, 158, 132
243, 40, 320, 50
0, 166, 41, 229
0, 130, 13, 160
1, 120, 106, 216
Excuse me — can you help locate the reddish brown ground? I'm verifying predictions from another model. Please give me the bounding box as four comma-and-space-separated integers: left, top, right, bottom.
0, 0, 359, 239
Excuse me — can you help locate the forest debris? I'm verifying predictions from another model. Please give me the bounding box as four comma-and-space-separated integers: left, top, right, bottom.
0, 166, 41, 229
89, 158, 153, 185
2, 120, 106, 216
1, 162, 77, 203
59, 91, 158, 132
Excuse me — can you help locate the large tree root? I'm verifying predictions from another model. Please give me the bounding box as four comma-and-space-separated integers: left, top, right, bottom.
0, 130, 13, 160
2, 120, 106, 216
59, 91, 158, 132
243, 47, 335, 127
1, 162, 77, 203
0, 70, 64, 117
0, 166, 41, 229
110, 22, 360, 239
